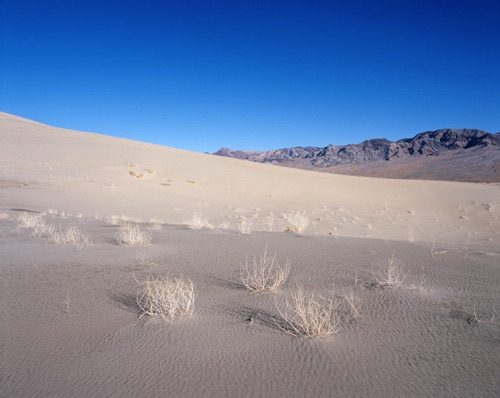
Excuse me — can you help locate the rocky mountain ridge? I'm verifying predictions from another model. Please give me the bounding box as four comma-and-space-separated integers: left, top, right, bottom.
215, 129, 498, 166
214, 129, 500, 182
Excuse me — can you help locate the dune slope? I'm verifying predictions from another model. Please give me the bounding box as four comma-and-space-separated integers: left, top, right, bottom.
1, 112, 498, 245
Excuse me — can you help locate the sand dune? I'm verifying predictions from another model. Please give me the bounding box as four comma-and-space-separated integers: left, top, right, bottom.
1, 112, 498, 397
1, 112, 498, 244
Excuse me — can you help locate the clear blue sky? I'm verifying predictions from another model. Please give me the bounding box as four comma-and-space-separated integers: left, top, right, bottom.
2, 0, 499, 152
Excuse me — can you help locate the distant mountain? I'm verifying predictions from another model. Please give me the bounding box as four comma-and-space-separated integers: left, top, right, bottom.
214, 129, 500, 182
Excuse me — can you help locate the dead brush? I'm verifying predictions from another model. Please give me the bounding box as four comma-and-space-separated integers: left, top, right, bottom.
467, 305, 495, 325
371, 253, 406, 288
283, 211, 310, 233
184, 213, 213, 230
276, 287, 343, 339
16, 212, 54, 237
116, 224, 152, 246
45, 226, 93, 248
135, 274, 196, 322
240, 245, 290, 292
343, 288, 361, 318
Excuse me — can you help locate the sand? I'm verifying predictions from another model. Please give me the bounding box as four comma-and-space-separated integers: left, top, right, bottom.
1, 112, 499, 397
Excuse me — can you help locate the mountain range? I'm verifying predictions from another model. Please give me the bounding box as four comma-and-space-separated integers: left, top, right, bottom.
214, 129, 500, 182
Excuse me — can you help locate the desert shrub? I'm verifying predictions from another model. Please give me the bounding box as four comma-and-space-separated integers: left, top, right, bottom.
116, 224, 152, 246
184, 213, 213, 229
46, 226, 93, 248
263, 213, 274, 232
240, 246, 290, 292
276, 287, 342, 338
17, 212, 44, 229
343, 288, 360, 318
372, 254, 406, 287
238, 219, 252, 234
136, 274, 196, 322
16, 212, 54, 237
283, 212, 310, 233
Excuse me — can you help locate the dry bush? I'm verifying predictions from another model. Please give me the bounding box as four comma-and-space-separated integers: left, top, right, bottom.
283, 212, 310, 233
106, 214, 128, 226
276, 287, 342, 338
372, 254, 406, 287
116, 224, 152, 246
17, 212, 44, 229
105, 214, 122, 226
240, 246, 290, 292
263, 213, 274, 232
406, 227, 419, 243
238, 219, 252, 235
46, 226, 93, 248
16, 212, 54, 237
218, 220, 230, 229
467, 305, 495, 325
135, 251, 158, 267
136, 274, 196, 322
184, 213, 213, 229
343, 288, 361, 318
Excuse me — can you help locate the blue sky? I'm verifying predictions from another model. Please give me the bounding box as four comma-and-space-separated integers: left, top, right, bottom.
2, 0, 499, 152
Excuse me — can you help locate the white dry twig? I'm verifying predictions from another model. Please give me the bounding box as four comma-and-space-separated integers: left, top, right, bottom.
240, 245, 290, 292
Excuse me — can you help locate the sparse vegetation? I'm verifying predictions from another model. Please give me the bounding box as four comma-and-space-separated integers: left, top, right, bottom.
263, 213, 274, 232
135, 251, 158, 267
46, 226, 93, 248
16, 212, 54, 237
283, 212, 309, 233
218, 220, 230, 229
17, 212, 44, 229
136, 274, 196, 322
240, 245, 290, 292
62, 290, 71, 314
372, 254, 406, 288
343, 288, 361, 318
184, 213, 213, 230
116, 224, 152, 246
276, 287, 342, 338
238, 219, 252, 234
406, 227, 419, 243
467, 305, 495, 325
106, 214, 143, 226
104, 214, 144, 226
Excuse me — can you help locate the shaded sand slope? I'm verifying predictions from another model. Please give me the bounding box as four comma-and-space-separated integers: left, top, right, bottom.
1, 112, 498, 245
